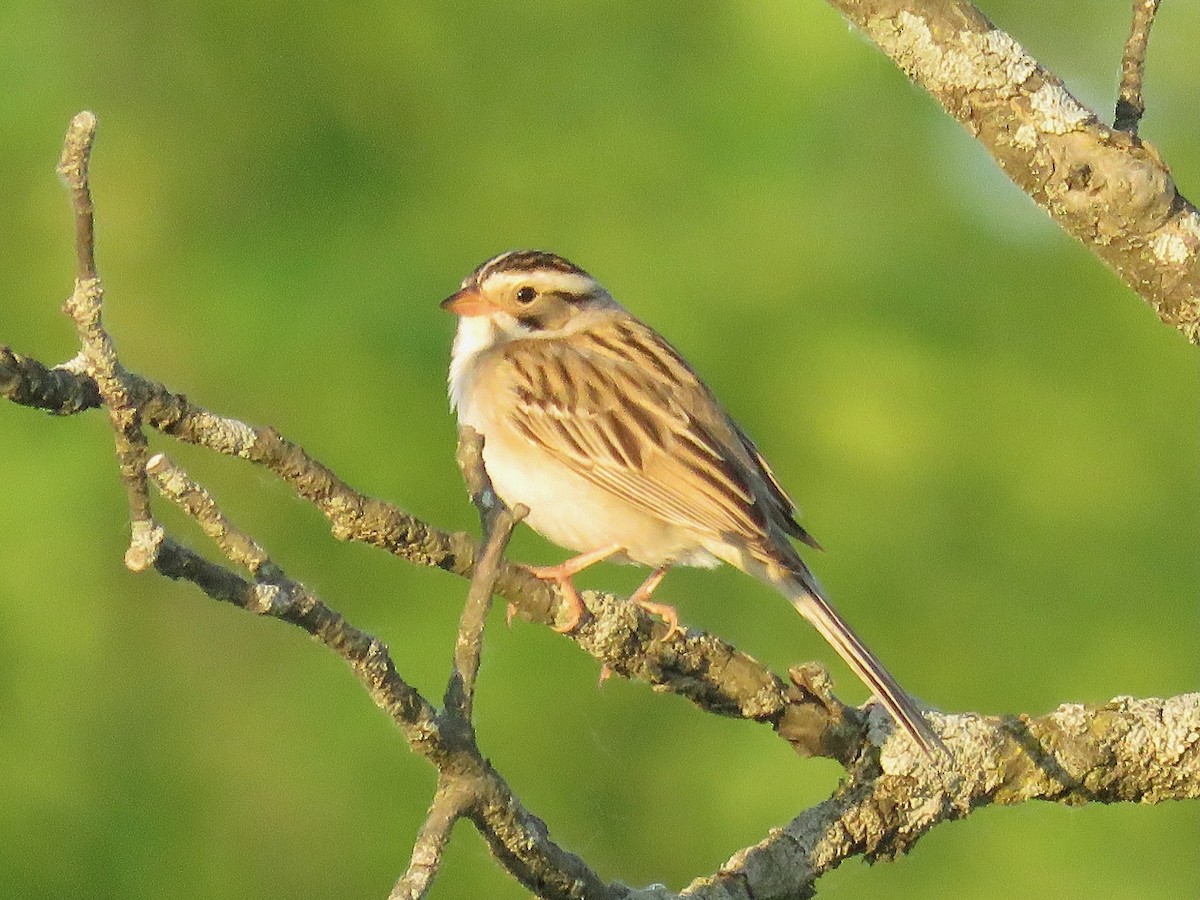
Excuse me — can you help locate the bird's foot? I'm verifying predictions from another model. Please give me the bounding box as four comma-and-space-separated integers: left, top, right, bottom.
523, 544, 623, 633
629, 566, 683, 640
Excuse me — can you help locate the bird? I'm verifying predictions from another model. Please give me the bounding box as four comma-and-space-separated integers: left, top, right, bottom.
441, 249, 939, 754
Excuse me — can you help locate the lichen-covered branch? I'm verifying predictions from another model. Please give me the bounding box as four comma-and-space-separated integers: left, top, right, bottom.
146, 454, 441, 748
0, 346, 100, 413
24, 112, 632, 897
663, 694, 1200, 900
391, 778, 462, 900
392, 432, 534, 898
824, 0, 1200, 342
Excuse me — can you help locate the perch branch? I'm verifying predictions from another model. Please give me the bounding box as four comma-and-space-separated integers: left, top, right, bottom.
1114, 0, 1161, 135
0, 353, 862, 760
824, 0, 1200, 342
49, 396, 1200, 900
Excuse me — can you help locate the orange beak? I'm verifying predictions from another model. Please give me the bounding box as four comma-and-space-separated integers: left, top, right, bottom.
440, 285, 494, 317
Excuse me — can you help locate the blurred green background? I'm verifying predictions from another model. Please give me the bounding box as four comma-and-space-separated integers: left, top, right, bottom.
1, 1, 1197, 897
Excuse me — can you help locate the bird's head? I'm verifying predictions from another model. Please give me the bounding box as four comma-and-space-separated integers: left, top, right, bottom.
441, 250, 617, 337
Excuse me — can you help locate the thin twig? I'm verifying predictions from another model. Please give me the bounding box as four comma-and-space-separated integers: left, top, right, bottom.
1114, 0, 1161, 135
146, 453, 279, 578
394, 429, 526, 895
448, 519, 510, 719
146, 453, 444, 750
445, 428, 527, 720
390, 777, 466, 900
55, 110, 157, 568
56, 111, 97, 282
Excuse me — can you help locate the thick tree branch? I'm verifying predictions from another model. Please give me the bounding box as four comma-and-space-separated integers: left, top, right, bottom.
825, 0, 1200, 342
673, 694, 1200, 899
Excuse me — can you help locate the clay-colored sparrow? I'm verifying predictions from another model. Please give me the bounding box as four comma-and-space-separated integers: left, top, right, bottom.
442, 250, 938, 753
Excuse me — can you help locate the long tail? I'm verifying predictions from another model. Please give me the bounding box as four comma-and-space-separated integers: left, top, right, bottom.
778, 568, 942, 756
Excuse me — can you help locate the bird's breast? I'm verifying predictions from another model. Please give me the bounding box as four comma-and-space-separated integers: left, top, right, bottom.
476, 418, 720, 571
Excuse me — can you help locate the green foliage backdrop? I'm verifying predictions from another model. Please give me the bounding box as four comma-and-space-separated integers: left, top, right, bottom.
1, 2, 1196, 897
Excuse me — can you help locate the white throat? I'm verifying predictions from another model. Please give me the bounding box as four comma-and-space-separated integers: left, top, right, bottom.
448, 316, 500, 415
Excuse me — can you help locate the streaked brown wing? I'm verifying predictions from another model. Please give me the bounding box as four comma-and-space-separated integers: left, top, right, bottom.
730, 422, 821, 550
500, 314, 779, 547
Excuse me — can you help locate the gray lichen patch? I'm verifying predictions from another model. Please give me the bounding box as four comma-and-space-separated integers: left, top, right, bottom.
870, 11, 1036, 95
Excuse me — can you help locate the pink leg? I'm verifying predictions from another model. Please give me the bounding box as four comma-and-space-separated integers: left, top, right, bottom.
594, 568, 678, 688
521, 544, 623, 633
630, 566, 683, 640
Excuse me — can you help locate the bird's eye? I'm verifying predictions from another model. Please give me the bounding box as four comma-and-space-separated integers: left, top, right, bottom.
515, 286, 537, 304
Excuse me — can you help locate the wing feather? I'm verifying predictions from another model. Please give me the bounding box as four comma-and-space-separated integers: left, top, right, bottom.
500, 315, 796, 551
